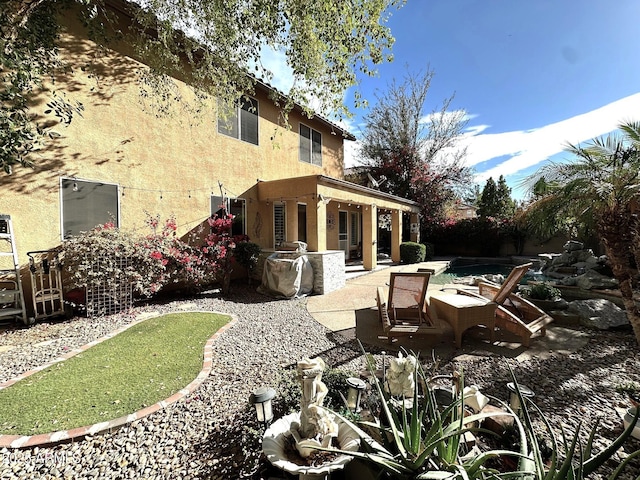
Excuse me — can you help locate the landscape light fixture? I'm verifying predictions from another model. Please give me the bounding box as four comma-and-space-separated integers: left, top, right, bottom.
506, 382, 535, 417
250, 386, 276, 426
345, 377, 366, 413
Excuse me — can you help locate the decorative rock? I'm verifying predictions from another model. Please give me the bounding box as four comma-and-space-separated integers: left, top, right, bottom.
563, 240, 584, 252
481, 405, 514, 435
567, 299, 629, 329
557, 275, 578, 286
575, 270, 619, 290
552, 252, 574, 266
572, 249, 596, 263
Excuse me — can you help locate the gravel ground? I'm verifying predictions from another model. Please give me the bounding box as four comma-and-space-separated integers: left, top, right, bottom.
0, 283, 638, 479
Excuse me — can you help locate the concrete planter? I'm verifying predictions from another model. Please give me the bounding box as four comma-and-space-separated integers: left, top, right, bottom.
623, 407, 640, 440
262, 412, 360, 480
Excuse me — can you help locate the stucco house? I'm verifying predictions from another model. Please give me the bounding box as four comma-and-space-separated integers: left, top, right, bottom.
1, 0, 419, 302
450, 203, 478, 220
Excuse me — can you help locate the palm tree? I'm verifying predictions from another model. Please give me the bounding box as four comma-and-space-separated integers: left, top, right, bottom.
522, 120, 640, 345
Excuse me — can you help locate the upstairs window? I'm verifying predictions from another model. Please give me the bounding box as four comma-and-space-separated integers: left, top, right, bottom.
299, 123, 322, 166
218, 96, 259, 145
60, 178, 119, 239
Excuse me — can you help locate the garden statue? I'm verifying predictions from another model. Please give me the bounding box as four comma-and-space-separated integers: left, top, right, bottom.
290, 357, 339, 458
262, 357, 360, 479
385, 352, 417, 397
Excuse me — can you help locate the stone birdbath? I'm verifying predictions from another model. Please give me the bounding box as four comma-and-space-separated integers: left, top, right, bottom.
262, 357, 360, 480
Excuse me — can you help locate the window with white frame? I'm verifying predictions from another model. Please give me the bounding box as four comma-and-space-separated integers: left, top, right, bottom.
217, 96, 259, 145
274, 203, 286, 247
61, 178, 119, 239
299, 123, 322, 166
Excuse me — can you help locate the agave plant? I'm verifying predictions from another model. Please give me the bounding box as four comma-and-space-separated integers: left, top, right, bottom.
327, 343, 530, 479
507, 368, 640, 480
327, 343, 640, 479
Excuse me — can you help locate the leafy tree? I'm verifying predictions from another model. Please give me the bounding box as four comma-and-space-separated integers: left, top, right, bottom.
496, 175, 516, 216
522, 121, 640, 345
1, 0, 404, 174
357, 67, 473, 233
477, 175, 515, 219
477, 177, 498, 217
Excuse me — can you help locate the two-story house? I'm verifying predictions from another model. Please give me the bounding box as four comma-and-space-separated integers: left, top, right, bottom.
0, 0, 420, 303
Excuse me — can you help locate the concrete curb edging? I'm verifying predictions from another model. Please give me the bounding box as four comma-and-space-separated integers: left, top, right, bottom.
0, 310, 237, 449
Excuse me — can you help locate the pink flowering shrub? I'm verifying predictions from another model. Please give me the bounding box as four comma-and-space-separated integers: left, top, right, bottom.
58, 212, 251, 298
198, 213, 249, 294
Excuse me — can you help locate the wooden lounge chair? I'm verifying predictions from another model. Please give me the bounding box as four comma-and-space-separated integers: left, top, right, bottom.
431, 263, 551, 347
376, 272, 440, 343
474, 282, 554, 347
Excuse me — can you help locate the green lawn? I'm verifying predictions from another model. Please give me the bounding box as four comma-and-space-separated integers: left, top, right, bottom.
0, 312, 229, 435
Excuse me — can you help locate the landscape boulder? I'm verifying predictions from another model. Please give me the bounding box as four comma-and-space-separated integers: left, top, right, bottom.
567, 299, 628, 330
575, 269, 619, 290
563, 240, 585, 252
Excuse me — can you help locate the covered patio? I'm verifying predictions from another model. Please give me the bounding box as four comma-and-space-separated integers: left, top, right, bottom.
256, 175, 421, 271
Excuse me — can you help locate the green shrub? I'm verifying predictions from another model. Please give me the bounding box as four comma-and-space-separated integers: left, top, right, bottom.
234, 241, 261, 280
521, 282, 561, 300
400, 242, 426, 264
273, 365, 358, 418
423, 242, 434, 260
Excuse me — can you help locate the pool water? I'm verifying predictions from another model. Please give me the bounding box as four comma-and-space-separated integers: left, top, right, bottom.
431, 263, 548, 285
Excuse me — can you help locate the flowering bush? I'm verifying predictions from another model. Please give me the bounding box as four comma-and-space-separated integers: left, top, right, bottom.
199, 213, 249, 294
58, 212, 252, 299
137, 214, 208, 294
58, 216, 203, 298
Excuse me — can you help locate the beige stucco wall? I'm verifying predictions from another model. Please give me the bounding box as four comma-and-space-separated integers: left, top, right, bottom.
0, 10, 347, 257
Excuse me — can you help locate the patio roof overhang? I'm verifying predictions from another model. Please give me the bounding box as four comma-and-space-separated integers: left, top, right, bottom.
256, 175, 420, 214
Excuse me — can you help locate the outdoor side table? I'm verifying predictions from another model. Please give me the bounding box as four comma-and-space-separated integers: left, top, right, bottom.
430, 294, 497, 348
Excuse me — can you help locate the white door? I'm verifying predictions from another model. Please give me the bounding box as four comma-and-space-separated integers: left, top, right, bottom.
338, 211, 348, 258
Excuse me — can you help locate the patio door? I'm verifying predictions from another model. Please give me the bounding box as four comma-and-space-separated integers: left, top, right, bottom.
338, 210, 348, 258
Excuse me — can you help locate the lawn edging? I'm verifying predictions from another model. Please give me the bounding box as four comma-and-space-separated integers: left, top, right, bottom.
0, 309, 237, 449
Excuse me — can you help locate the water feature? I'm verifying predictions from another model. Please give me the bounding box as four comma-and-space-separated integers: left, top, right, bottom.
431, 262, 550, 285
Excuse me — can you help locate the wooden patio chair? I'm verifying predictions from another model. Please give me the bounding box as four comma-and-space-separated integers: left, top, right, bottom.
376, 272, 440, 343
430, 263, 550, 347
474, 282, 554, 347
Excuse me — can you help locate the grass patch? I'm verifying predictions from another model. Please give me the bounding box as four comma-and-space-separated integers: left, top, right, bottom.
0, 312, 229, 435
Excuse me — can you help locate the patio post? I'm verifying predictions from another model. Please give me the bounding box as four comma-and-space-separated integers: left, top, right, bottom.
362, 204, 377, 270
307, 196, 326, 252
285, 200, 298, 242
391, 209, 402, 263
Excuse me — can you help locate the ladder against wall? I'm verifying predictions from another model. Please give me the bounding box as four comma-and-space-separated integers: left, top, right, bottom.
0, 215, 28, 324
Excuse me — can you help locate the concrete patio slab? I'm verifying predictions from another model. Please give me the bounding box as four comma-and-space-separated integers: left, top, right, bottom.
306, 259, 590, 357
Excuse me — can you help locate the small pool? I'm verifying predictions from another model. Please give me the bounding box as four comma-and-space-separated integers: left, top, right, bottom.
431, 263, 548, 285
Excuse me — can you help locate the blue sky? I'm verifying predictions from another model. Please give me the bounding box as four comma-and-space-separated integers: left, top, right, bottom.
264, 1, 640, 199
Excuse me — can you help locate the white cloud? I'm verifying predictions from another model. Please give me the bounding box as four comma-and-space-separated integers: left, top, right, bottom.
462, 92, 640, 183
419, 109, 477, 125
256, 45, 294, 93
